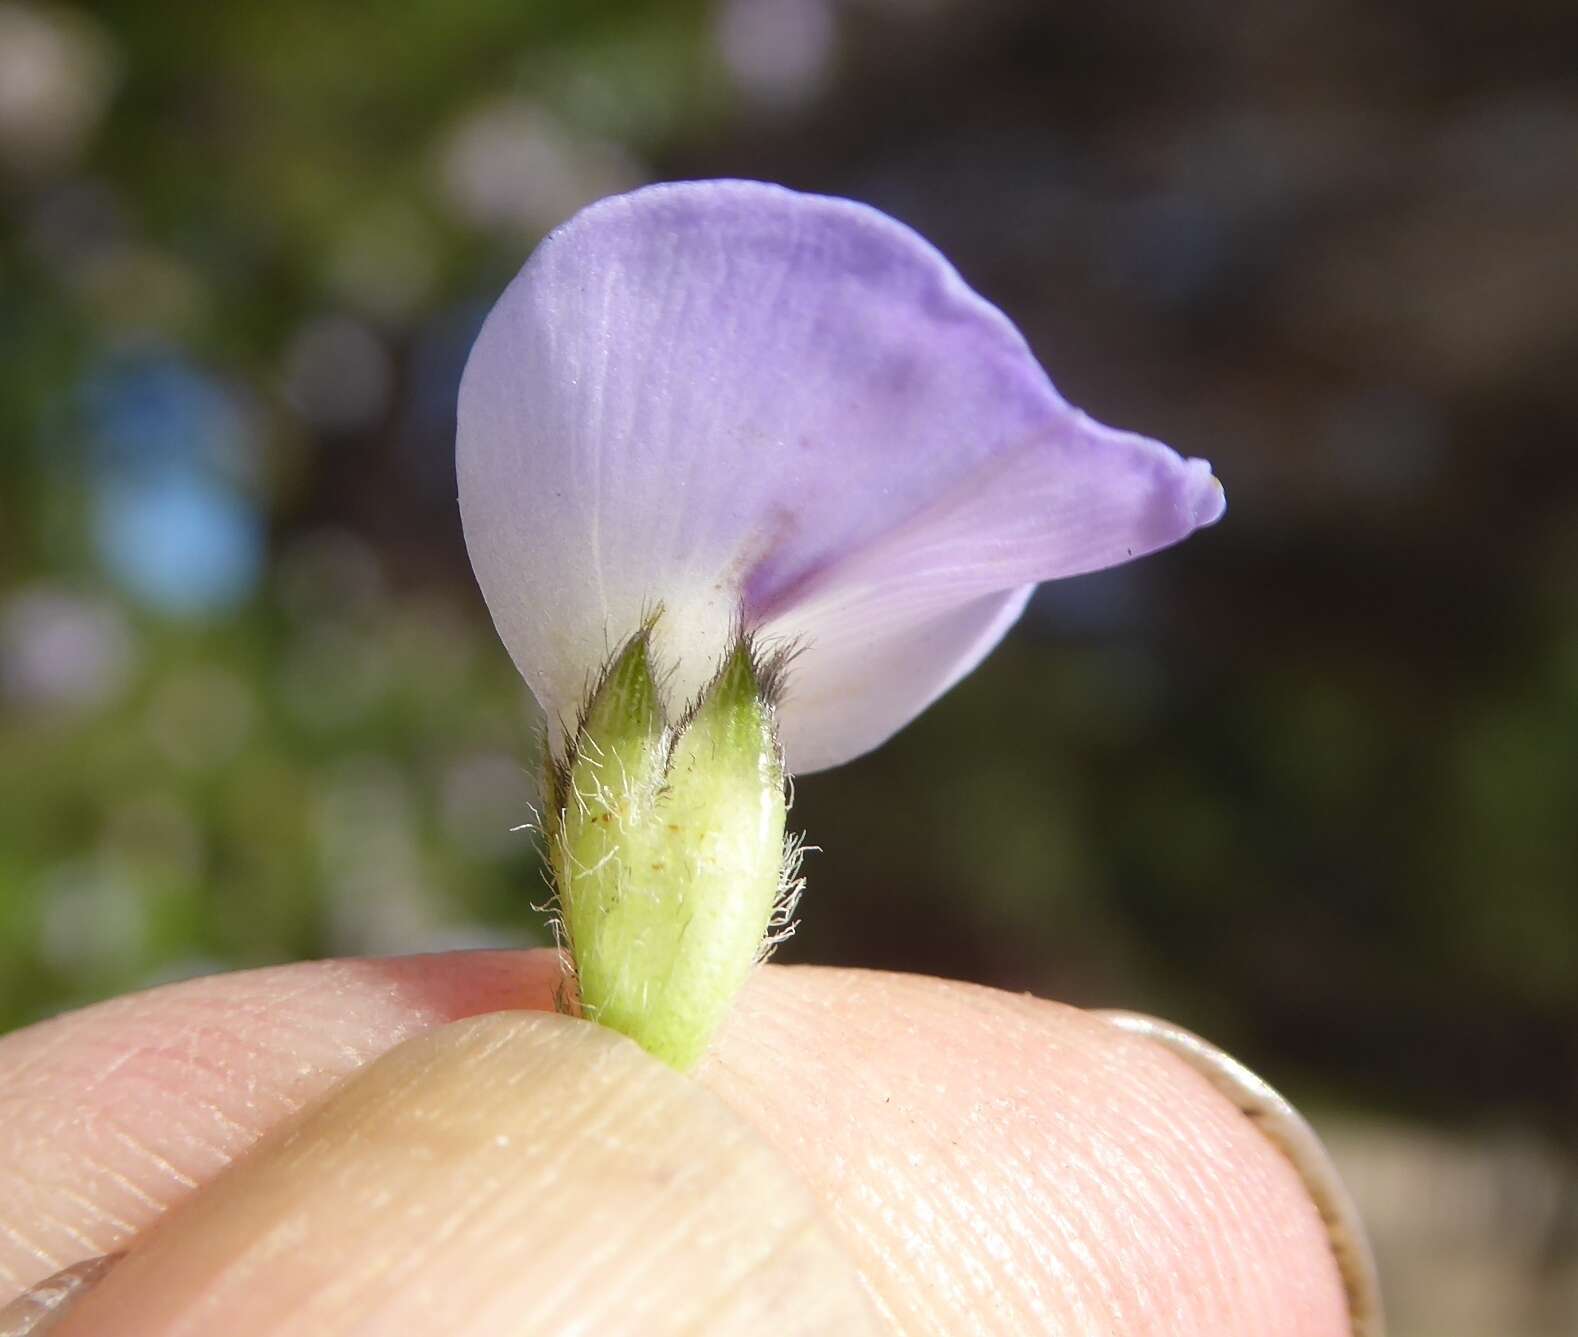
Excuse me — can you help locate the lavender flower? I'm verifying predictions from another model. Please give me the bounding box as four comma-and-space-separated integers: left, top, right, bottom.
460, 179, 1221, 773
458, 179, 1223, 1065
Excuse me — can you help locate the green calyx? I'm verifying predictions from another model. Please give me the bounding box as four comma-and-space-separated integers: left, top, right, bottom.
547, 626, 795, 1070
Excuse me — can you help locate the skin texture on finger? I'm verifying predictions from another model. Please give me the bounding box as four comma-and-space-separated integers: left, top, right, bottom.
0, 951, 562, 1298
700, 968, 1351, 1337
1098, 1010, 1381, 1336
1, 954, 1351, 1334
54, 1013, 879, 1337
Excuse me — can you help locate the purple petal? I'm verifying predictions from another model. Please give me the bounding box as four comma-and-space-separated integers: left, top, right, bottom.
773, 584, 1035, 774
458, 180, 1222, 771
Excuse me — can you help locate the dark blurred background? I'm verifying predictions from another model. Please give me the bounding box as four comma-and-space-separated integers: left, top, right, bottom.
2, 1, 1575, 1330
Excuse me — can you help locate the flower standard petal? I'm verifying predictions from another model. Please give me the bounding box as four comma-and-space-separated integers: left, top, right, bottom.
458, 178, 1221, 774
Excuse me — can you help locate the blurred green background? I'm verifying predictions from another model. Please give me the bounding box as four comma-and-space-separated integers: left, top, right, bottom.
2, 1, 1575, 1331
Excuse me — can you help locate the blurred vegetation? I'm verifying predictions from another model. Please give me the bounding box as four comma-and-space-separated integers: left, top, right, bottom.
3, 2, 1578, 1327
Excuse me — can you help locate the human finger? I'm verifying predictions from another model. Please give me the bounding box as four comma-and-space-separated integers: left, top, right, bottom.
50, 1012, 877, 1336
0, 950, 562, 1298
2, 958, 1365, 1334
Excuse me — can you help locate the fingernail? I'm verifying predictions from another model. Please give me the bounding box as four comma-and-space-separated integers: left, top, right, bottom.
0, 1255, 123, 1337
1097, 1010, 1384, 1337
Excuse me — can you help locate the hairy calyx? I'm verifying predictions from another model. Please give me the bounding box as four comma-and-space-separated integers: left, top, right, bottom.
545, 626, 800, 1069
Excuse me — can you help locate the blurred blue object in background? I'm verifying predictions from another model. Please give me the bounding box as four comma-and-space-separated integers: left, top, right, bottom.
82, 354, 264, 615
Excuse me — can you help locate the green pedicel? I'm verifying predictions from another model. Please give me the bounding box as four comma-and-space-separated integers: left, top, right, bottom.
548, 629, 789, 1069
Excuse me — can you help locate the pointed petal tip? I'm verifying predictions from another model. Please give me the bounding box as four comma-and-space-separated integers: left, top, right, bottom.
1192, 465, 1227, 529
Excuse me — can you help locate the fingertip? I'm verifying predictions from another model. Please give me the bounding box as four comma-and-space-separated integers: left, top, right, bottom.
58, 1012, 876, 1337
0, 949, 565, 1298
1097, 1009, 1381, 1336
703, 966, 1354, 1336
